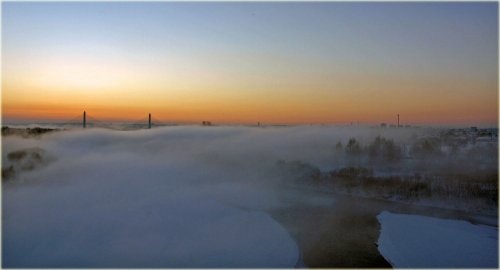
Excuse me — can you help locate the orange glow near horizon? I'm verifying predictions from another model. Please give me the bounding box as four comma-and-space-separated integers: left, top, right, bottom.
3, 59, 498, 126
2, 81, 498, 126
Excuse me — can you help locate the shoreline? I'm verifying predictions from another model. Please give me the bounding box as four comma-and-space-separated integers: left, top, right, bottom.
269, 192, 497, 268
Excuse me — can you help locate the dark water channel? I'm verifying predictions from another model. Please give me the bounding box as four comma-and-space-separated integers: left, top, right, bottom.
269, 190, 497, 268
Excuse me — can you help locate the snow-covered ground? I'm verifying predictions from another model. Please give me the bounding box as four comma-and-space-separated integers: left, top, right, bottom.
377, 211, 498, 268
4, 190, 298, 267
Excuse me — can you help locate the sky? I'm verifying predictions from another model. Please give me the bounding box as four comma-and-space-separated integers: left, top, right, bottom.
2, 2, 498, 126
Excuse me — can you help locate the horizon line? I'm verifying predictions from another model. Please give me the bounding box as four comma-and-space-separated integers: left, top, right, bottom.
1, 118, 498, 129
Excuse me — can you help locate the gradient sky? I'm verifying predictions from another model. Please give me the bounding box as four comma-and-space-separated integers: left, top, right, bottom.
2, 2, 498, 126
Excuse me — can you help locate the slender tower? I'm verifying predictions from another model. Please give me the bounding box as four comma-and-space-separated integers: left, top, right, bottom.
397, 114, 400, 128
83, 111, 86, 128
148, 113, 152, 129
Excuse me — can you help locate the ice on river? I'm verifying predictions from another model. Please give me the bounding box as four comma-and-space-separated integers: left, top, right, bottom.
377, 211, 498, 268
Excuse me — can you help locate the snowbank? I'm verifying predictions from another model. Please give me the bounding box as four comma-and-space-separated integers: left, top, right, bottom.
4, 191, 298, 267
377, 211, 498, 268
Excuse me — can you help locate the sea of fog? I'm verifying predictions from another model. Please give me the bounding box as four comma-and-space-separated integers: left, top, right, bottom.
2, 125, 497, 267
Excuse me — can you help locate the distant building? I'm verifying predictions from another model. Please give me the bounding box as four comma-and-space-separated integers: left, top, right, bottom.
470, 127, 478, 133
380, 123, 387, 128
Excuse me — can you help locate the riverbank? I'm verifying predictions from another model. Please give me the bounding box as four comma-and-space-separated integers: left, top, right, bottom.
269, 190, 497, 268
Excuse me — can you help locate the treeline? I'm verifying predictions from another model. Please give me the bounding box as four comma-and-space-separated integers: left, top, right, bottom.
333, 135, 497, 173
328, 167, 497, 215
2, 127, 58, 137
275, 161, 498, 215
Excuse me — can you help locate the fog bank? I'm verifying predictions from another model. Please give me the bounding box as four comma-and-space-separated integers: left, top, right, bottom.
2, 125, 496, 267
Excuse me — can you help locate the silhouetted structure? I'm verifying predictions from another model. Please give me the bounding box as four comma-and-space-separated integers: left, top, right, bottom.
148, 113, 152, 129
83, 111, 86, 128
